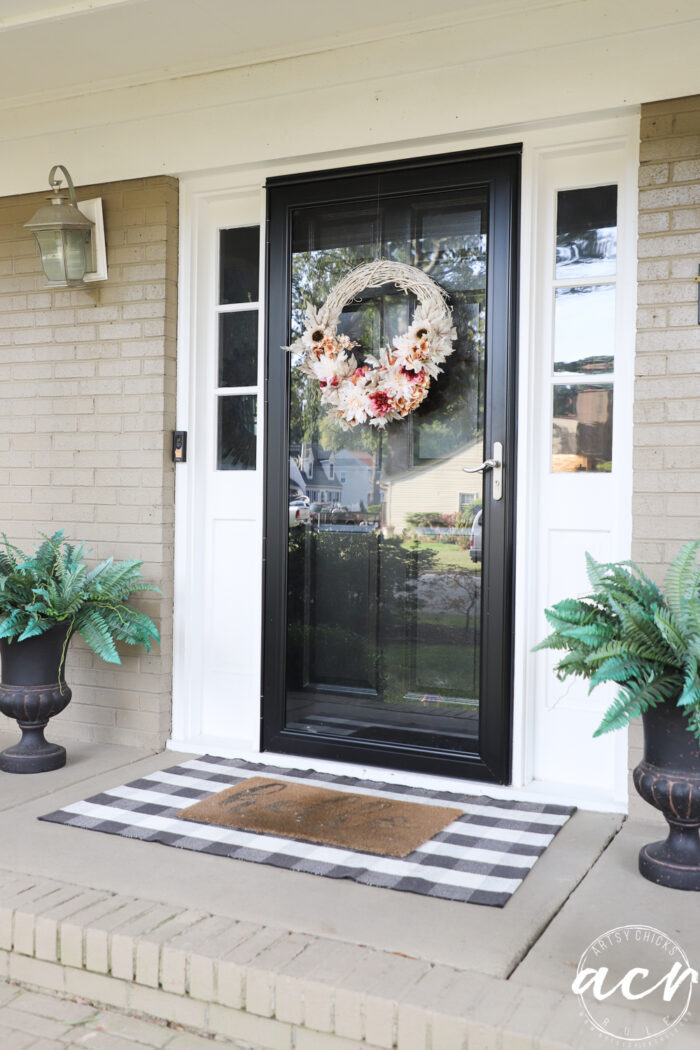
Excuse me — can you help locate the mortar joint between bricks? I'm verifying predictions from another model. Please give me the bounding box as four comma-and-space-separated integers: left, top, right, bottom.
359, 999, 367, 1043
270, 978, 277, 1021
241, 967, 247, 1011
197, 993, 209, 1033
211, 958, 220, 1004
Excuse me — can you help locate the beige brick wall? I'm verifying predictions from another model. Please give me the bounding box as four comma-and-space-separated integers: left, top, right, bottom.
0, 176, 178, 750
631, 95, 700, 818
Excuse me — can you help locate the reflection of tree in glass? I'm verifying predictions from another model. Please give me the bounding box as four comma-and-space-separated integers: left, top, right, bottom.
419, 233, 487, 294
286, 529, 478, 705
408, 233, 487, 465
286, 529, 434, 699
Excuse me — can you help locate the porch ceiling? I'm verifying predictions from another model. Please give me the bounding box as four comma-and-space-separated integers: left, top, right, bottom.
0, 0, 576, 105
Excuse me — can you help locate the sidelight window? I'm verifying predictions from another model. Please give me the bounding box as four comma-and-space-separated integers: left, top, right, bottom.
216, 226, 260, 470
551, 185, 617, 472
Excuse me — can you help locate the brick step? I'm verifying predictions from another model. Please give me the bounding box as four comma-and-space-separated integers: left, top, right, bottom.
0, 982, 222, 1050
0, 867, 697, 1050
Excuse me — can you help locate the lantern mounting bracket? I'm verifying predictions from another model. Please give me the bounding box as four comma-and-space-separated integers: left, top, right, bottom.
77, 197, 108, 284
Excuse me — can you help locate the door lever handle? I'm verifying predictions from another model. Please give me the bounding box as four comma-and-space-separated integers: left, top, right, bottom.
463, 441, 503, 501
463, 458, 500, 474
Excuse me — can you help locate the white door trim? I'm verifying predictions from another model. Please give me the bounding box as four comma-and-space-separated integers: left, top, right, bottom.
171, 110, 639, 811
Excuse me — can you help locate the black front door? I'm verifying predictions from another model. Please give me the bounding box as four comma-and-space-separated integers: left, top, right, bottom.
263, 147, 519, 783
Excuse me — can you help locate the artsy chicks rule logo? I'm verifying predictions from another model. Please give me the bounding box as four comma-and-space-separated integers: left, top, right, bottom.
572, 925, 698, 1044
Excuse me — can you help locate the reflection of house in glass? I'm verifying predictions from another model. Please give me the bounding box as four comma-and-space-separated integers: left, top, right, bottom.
552, 384, 613, 472
334, 450, 373, 511
382, 437, 484, 532
290, 443, 342, 503
289, 444, 374, 507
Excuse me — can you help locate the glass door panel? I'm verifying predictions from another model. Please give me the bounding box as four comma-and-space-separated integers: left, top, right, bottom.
286, 191, 487, 751
265, 149, 519, 782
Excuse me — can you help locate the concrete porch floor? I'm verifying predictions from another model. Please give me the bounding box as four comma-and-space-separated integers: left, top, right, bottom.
0, 734, 697, 1049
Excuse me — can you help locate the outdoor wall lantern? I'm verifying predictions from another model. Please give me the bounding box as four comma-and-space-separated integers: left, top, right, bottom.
24, 164, 108, 287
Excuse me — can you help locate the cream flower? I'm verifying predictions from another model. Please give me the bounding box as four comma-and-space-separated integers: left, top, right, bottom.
336, 381, 374, 425
308, 350, 347, 384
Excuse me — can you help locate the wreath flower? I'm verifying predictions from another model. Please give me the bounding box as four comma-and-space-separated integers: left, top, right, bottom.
287, 261, 457, 429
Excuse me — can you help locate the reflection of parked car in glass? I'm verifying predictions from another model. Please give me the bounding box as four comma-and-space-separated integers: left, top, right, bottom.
469, 509, 482, 563
328, 505, 362, 526
308, 503, 361, 526
308, 501, 331, 524
289, 495, 311, 527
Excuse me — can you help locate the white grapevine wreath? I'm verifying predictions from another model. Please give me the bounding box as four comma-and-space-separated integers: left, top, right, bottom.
288, 260, 457, 428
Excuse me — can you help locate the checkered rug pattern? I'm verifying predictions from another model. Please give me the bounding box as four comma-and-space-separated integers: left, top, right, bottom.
39, 756, 576, 907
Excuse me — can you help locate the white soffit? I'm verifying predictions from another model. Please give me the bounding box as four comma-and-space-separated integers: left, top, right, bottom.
0, 0, 594, 105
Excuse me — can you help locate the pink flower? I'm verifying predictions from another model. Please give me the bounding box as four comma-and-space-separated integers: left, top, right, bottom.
368, 389, 395, 416
400, 366, 426, 383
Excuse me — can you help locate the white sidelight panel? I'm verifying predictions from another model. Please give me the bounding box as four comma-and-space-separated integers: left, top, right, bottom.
172, 189, 265, 748
521, 136, 637, 806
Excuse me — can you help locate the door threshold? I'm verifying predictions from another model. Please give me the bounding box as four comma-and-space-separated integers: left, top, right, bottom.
167, 734, 627, 814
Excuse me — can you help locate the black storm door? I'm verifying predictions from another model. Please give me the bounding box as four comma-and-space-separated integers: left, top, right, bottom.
263, 147, 519, 783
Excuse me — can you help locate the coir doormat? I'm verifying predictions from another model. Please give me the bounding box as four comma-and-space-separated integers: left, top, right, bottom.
39, 756, 576, 907
177, 775, 463, 857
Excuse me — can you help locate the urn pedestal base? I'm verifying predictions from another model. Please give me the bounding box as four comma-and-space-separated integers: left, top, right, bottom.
0, 682, 71, 774
0, 729, 66, 773
638, 822, 700, 892
632, 702, 700, 892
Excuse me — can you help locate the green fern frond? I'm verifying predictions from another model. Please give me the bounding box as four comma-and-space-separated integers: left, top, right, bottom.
665, 541, 700, 618
545, 598, 599, 626
685, 705, 700, 743
17, 619, 49, 642
557, 622, 615, 647
532, 631, 572, 653
652, 606, 688, 662
536, 542, 700, 746
589, 655, 650, 689
677, 658, 700, 708
616, 603, 678, 665
77, 608, 120, 663
593, 674, 684, 736
553, 651, 591, 679
585, 553, 607, 590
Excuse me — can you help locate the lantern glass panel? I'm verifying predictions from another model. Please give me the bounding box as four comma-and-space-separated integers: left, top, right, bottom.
63, 230, 89, 282
34, 230, 66, 284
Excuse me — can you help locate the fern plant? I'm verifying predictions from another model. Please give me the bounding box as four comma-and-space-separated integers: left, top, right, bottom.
0, 531, 159, 669
534, 541, 700, 744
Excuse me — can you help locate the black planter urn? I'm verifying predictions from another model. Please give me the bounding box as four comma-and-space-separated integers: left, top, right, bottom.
0, 625, 72, 773
632, 702, 700, 891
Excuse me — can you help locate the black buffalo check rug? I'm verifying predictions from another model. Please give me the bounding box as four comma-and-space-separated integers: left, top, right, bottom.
40, 756, 575, 907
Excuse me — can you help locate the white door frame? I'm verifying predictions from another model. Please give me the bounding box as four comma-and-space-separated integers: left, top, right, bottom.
171, 111, 639, 812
